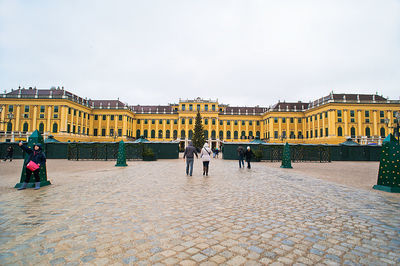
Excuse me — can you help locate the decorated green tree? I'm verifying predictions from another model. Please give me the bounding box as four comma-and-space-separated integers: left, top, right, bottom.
15, 130, 51, 188
280, 142, 292, 168
115, 140, 128, 167
373, 134, 400, 193
192, 110, 206, 150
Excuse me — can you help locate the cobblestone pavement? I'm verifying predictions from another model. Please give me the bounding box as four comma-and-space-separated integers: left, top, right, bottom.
0, 159, 399, 265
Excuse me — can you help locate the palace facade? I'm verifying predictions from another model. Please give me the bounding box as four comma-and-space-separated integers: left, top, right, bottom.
0, 87, 399, 149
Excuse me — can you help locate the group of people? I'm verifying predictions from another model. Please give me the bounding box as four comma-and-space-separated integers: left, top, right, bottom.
183, 142, 255, 176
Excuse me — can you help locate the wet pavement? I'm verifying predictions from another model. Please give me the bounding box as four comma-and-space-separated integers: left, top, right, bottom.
0, 159, 399, 265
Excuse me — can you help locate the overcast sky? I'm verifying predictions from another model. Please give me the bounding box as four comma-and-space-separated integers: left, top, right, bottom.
0, 0, 399, 107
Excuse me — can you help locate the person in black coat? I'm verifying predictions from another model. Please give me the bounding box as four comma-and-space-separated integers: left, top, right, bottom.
244, 146, 254, 169
4, 145, 14, 161
17, 142, 46, 190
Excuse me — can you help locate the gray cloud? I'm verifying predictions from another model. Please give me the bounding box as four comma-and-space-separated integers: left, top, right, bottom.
0, 0, 399, 106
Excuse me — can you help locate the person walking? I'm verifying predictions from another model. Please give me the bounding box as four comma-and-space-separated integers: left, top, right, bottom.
183, 141, 198, 176
17, 142, 46, 190
237, 146, 245, 168
244, 146, 254, 169
4, 145, 14, 162
215, 147, 219, 158
200, 143, 212, 176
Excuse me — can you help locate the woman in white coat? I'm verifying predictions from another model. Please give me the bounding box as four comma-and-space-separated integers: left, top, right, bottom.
200, 143, 212, 176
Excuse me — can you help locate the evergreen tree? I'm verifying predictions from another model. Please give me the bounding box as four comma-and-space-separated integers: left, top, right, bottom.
280, 142, 292, 168
192, 110, 206, 150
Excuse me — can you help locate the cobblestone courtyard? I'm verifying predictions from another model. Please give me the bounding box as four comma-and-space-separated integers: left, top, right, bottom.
0, 159, 399, 265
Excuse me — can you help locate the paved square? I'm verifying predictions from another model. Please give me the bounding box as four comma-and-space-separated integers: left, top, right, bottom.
0, 159, 399, 265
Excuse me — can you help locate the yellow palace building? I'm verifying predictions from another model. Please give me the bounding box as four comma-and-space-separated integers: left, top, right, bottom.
0, 87, 399, 149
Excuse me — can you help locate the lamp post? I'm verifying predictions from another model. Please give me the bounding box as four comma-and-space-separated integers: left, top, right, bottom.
384, 111, 400, 143
0, 107, 14, 125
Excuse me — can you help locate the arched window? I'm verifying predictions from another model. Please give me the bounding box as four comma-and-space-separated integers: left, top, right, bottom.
350, 127, 356, 138
136, 129, 141, 138
151, 130, 155, 138
226, 131, 231, 139
365, 127, 370, 137
158, 130, 163, 138
39, 123, 44, 133
241, 131, 246, 139
52, 123, 58, 133
188, 130, 193, 140
6, 122, 12, 132
181, 130, 186, 139
256, 131, 260, 138
211, 130, 216, 139
144, 129, 148, 138
337, 127, 343, 137
166, 130, 170, 139
219, 130, 223, 140
189, 118, 192, 124
204, 130, 208, 139
234, 131, 238, 139
173, 130, 177, 139
380, 127, 385, 138
23, 122, 29, 132
249, 131, 253, 137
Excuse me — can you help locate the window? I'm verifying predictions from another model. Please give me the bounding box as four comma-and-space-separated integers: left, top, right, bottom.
350, 110, 355, 117
95, 115, 98, 120
325, 112, 328, 118
306, 117, 308, 122
158, 130, 163, 138
40, 114, 45, 119
338, 127, 343, 136
8, 105, 13, 112
211, 130, 216, 139
166, 120, 170, 124
249, 131, 253, 137
189, 130, 193, 139
365, 118, 370, 123
234, 131, 238, 139
220, 120, 223, 125
110, 129, 114, 136
351, 118, 355, 123
83, 113, 86, 119
68, 108, 71, 114
111, 115, 114, 121
310, 116, 312, 122
23, 114, 29, 118
289, 131, 295, 139
40, 106, 45, 112
173, 130, 177, 139
325, 128, 328, 137
380, 111, 384, 117
227, 120, 230, 125
93, 129, 98, 136
310, 131, 313, 138
144, 130, 148, 138
182, 104, 185, 111
152, 119, 155, 124
54, 106, 59, 113
67, 124, 71, 133
137, 119, 141, 124
54, 114, 59, 119
102, 115, 106, 120
282, 118, 286, 123
298, 118, 302, 123
181, 130, 185, 138
166, 130, 170, 138
79, 111, 81, 117
205, 105, 208, 111
365, 127, 370, 137
337, 110, 342, 117
306, 131, 309, 138
136, 129, 141, 138
182, 118, 185, 124
256, 131, 260, 138
189, 118, 192, 125
365, 111, 369, 117
23, 122, 29, 132
249, 121, 253, 126
380, 127, 385, 138
380, 119, 385, 124
174, 119, 178, 124
290, 118, 294, 123
6, 122, 12, 132
74, 110, 77, 116
118, 129, 122, 136
320, 113, 322, 119
151, 130, 155, 138
189, 104, 193, 111
234, 120, 238, 125
242, 120, 245, 126
25, 105, 30, 112
197, 104, 200, 111
102, 128, 106, 136
204, 130, 208, 139
274, 131, 278, 139
320, 128, 323, 137
298, 131, 302, 139
119, 115, 122, 121
212, 105, 215, 111
226, 131, 231, 139
219, 130, 223, 140
212, 119, 215, 125
256, 121, 260, 126
350, 127, 356, 138
144, 119, 148, 124
204, 119, 208, 125
338, 118, 342, 122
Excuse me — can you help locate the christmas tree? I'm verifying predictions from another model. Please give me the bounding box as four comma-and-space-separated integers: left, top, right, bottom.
115, 140, 128, 167
280, 142, 292, 168
15, 130, 51, 188
373, 134, 400, 193
192, 110, 206, 150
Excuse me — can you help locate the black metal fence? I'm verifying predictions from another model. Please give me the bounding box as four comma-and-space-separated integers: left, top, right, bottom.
0, 142, 179, 160
221, 143, 382, 162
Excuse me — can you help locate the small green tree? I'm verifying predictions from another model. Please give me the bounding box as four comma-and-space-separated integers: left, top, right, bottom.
192, 110, 206, 150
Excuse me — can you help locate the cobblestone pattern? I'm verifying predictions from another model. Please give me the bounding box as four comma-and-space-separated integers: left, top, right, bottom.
0, 159, 399, 265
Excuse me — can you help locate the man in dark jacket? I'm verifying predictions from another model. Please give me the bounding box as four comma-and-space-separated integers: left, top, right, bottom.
18, 142, 46, 190
237, 146, 245, 168
244, 146, 254, 169
4, 145, 14, 162
183, 141, 198, 176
